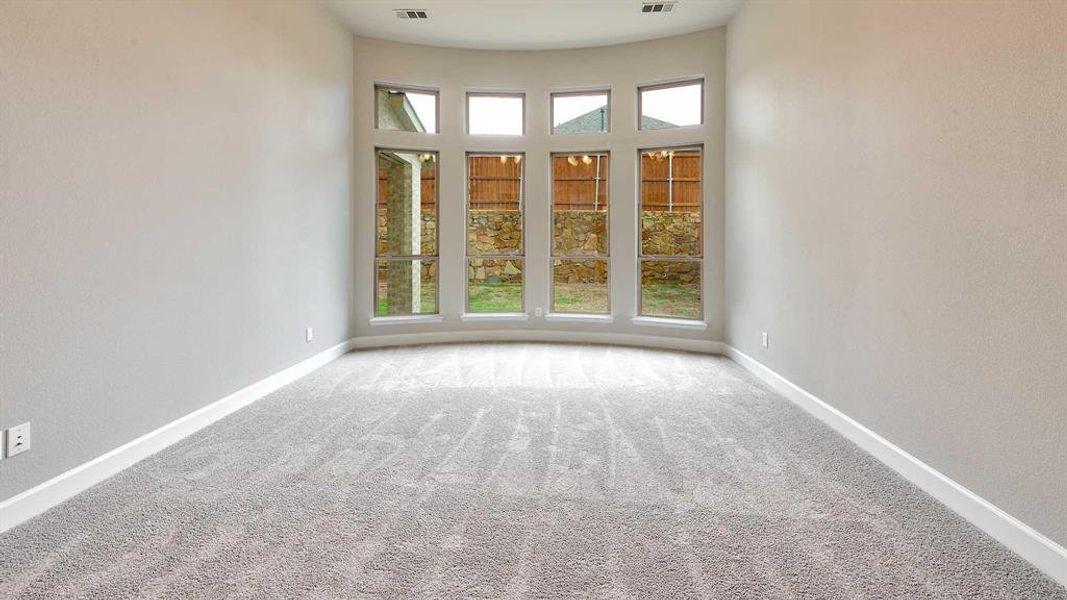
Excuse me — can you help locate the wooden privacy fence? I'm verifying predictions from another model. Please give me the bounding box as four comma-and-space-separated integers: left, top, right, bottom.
378, 152, 701, 212
552, 155, 609, 211
640, 151, 701, 212
377, 166, 437, 209
468, 156, 522, 210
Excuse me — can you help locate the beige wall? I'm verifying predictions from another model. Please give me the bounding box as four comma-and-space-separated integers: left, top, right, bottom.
0, 1, 354, 501
726, 1, 1066, 545
353, 31, 725, 341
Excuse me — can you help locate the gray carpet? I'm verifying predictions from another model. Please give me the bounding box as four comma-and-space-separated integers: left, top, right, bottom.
0, 343, 1062, 599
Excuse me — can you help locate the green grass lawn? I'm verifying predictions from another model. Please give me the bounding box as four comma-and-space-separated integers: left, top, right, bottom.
376, 284, 438, 316
552, 283, 608, 314
640, 283, 701, 319
468, 283, 523, 312
378, 282, 699, 318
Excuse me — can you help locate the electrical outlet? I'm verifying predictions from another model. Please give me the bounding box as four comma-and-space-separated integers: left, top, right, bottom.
535, 306, 543, 317
6, 422, 30, 457
305, 327, 313, 343
761, 331, 769, 348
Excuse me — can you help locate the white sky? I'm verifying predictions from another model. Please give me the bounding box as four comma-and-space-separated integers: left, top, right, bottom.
403, 83, 701, 134
641, 83, 701, 127
468, 95, 524, 135
552, 93, 609, 127
406, 91, 437, 133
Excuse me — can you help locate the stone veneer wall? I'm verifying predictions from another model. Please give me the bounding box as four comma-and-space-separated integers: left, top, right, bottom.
638, 210, 701, 283
639, 211, 701, 259
376, 208, 437, 256
377, 208, 700, 283
467, 210, 523, 283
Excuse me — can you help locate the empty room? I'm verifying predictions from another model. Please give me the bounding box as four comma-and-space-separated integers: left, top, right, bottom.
1, 0, 1064, 597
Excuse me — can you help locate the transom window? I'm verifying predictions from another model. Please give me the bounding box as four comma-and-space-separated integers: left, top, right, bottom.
375, 85, 438, 134
467, 93, 524, 136
466, 153, 525, 313
552, 91, 610, 134
551, 153, 609, 314
638, 79, 703, 130
638, 146, 702, 319
375, 149, 439, 316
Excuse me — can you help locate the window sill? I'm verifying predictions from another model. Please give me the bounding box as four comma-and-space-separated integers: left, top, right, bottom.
631, 316, 708, 330
461, 312, 529, 322
545, 313, 614, 324
369, 314, 444, 326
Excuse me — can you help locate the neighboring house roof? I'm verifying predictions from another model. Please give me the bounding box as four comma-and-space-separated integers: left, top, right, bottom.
382, 92, 426, 133
553, 105, 676, 133
639, 114, 679, 130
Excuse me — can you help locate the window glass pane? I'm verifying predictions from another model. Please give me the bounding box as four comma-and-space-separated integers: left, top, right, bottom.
376, 87, 437, 133
552, 154, 608, 256
468, 259, 523, 313
377, 150, 437, 256
640, 149, 701, 257
553, 259, 608, 314
376, 259, 437, 316
468, 94, 523, 135
552, 92, 609, 134
640, 260, 701, 320
639, 81, 702, 129
468, 155, 523, 256
467, 154, 524, 313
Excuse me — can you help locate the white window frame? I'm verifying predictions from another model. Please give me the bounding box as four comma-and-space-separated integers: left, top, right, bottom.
637, 78, 704, 131
636, 144, 704, 321
466, 91, 526, 136
374, 83, 440, 134
464, 151, 527, 315
550, 89, 612, 135
373, 147, 441, 319
548, 151, 611, 316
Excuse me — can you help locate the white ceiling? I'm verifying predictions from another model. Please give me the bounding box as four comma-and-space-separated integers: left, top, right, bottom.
323, 0, 742, 51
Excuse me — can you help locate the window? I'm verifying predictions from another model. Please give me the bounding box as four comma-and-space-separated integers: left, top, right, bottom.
467, 93, 524, 135
638, 146, 702, 320
552, 91, 610, 134
375, 149, 439, 316
375, 85, 438, 134
467, 153, 524, 313
638, 79, 703, 130
551, 153, 609, 314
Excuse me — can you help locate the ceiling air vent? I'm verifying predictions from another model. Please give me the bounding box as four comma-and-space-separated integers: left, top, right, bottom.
394, 9, 428, 19
641, 2, 676, 13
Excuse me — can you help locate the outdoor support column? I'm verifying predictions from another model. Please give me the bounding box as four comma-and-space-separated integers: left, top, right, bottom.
385, 155, 421, 313
409, 158, 421, 312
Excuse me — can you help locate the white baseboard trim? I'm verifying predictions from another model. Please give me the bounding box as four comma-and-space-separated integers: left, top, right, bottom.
0, 339, 354, 534
352, 330, 724, 355
724, 345, 1067, 587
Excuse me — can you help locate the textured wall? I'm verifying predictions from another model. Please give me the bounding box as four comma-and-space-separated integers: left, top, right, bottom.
0, 1, 354, 501
725, 1, 1067, 545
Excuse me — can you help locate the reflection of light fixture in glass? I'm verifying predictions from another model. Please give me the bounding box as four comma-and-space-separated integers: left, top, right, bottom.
581, 155, 592, 165
500, 155, 507, 164
567, 155, 579, 166
513, 155, 522, 163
